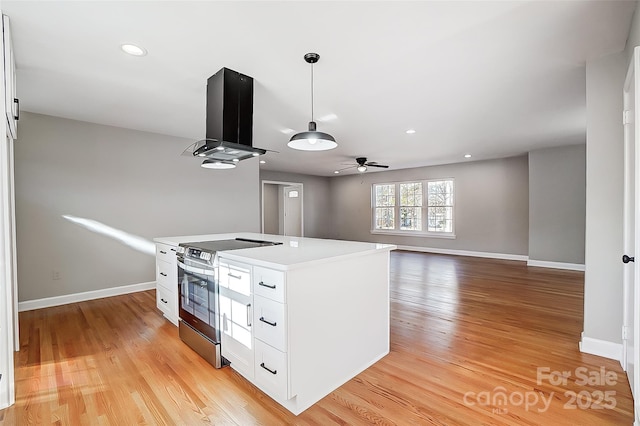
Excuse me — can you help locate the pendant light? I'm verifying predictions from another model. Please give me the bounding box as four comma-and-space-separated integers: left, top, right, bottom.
288, 53, 338, 151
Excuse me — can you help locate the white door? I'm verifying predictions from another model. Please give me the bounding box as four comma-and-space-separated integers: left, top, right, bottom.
623, 45, 640, 425
0, 11, 16, 410
283, 186, 302, 237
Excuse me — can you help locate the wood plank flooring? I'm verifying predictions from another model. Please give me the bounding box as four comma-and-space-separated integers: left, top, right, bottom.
0, 251, 634, 425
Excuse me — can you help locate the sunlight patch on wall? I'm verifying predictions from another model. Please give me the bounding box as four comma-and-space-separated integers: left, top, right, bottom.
62, 215, 155, 256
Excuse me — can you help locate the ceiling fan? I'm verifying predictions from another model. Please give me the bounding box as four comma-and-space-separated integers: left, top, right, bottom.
336, 157, 390, 173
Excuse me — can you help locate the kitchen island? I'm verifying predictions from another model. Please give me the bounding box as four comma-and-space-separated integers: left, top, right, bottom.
153, 233, 395, 415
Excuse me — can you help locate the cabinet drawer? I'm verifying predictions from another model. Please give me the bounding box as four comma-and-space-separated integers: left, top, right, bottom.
253, 266, 285, 303
219, 261, 251, 296
254, 339, 289, 401
254, 295, 287, 352
156, 285, 175, 317
156, 243, 177, 263
156, 259, 175, 290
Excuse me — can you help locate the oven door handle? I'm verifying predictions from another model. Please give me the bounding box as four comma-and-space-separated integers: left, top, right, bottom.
177, 260, 215, 276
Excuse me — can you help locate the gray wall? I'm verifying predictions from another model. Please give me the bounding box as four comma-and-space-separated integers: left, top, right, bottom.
259, 170, 332, 239
328, 156, 530, 256
15, 112, 260, 302
583, 53, 627, 344
529, 144, 586, 264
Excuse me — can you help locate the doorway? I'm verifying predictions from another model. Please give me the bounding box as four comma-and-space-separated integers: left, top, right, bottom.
261, 180, 304, 237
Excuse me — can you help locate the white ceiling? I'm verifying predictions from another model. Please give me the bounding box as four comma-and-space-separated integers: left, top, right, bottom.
3, 1, 636, 176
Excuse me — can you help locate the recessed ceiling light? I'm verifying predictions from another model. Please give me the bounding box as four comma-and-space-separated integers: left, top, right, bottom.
281, 128, 295, 135
260, 160, 266, 164
334, 170, 340, 174
121, 43, 147, 57
318, 113, 338, 122
406, 129, 416, 134
464, 154, 472, 158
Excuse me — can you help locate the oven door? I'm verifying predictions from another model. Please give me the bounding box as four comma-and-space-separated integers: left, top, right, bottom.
177, 257, 220, 343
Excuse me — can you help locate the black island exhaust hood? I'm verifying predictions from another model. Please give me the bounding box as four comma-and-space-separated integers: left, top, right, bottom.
184, 68, 266, 169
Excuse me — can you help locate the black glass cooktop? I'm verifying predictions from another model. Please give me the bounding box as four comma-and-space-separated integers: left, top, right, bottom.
182, 237, 282, 253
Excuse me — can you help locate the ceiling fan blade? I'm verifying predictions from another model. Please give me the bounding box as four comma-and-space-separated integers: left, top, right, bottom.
368, 164, 389, 168
336, 165, 357, 172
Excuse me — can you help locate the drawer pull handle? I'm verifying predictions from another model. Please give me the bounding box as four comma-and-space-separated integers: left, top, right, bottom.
160, 298, 168, 304
260, 363, 277, 375
259, 317, 277, 327
258, 281, 276, 289
228, 273, 242, 280
160, 272, 167, 277
160, 250, 167, 254
171, 248, 176, 252
247, 304, 252, 327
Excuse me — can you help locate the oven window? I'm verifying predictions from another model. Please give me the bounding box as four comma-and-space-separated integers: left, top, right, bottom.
180, 269, 217, 325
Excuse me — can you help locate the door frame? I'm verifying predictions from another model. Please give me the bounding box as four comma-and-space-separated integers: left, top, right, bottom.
261, 180, 304, 237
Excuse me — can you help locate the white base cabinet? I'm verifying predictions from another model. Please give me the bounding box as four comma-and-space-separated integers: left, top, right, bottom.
219, 249, 390, 415
155, 242, 178, 325
219, 259, 254, 380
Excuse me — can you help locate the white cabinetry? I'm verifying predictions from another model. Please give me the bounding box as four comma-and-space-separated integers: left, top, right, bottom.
2, 15, 17, 139
252, 266, 289, 400
254, 294, 286, 352
219, 259, 254, 379
220, 249, 391, 416
155, 242, 178, 325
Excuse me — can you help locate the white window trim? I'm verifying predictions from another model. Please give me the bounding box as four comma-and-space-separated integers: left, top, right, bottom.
370, 178, 456, 238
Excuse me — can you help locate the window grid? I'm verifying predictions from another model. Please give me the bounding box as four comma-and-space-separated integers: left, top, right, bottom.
400, 182, 422, 231
427, 180, 454, 233
372, 180, 454, 235
374, 184, 395, 230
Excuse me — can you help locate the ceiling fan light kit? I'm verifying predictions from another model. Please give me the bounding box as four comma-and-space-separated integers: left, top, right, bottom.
288, 53, 337, 151
336, 157, 390, 174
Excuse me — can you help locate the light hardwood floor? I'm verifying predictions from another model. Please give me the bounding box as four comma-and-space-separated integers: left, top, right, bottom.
0, 251, 634, 425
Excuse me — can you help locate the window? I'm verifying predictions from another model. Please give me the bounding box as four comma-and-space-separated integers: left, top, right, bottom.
400, 182, 422, 230
372, 179, 454, 237
374, 184, 395, 230
427, 180, 454, 233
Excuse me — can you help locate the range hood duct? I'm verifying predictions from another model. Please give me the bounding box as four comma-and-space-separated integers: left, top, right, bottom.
206, 67, 253, 146
187, 68, 266, 166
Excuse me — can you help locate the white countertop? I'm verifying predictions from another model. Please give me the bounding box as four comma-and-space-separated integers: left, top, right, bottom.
154, 232, 396, 271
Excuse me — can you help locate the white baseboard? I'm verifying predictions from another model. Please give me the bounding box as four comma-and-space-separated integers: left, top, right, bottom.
395, 246, 585, 271
579, 333, 623, 362
395, 245, 528, 262
527, 259, 585, 271
18, 281, 156, 312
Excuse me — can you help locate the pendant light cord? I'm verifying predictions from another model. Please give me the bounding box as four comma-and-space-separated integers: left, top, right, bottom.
310, 62, 314, 122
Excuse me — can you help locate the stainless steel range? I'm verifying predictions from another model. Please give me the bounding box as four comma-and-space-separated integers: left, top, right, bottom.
176, 237, 281, 368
